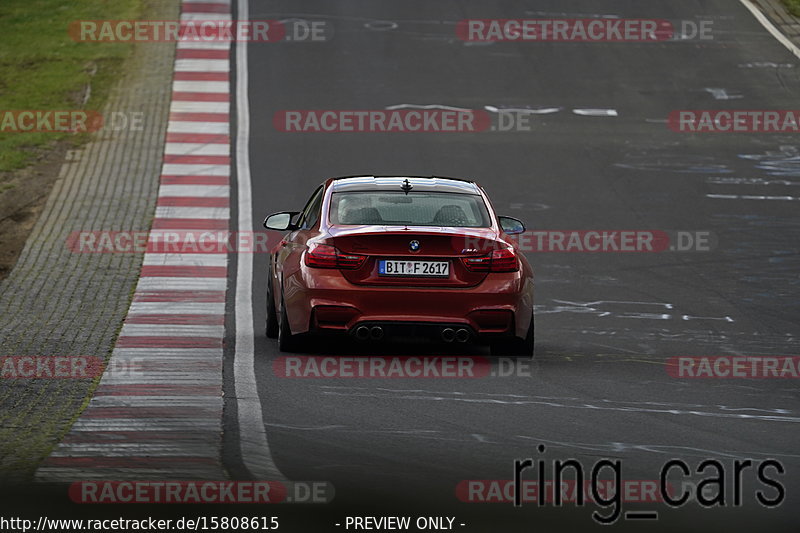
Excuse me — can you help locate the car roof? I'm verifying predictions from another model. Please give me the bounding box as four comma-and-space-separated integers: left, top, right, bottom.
329, 175, 481, 194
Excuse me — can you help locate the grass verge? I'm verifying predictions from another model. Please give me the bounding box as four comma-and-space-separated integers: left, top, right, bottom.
784, 0, 800, 17
0, 0, 141, 171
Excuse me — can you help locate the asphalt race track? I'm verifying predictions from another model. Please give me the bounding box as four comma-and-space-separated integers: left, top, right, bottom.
1, 1, 798, 532
219, 1, 800, 531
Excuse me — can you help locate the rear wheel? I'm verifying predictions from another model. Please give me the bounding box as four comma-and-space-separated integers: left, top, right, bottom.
490, 314, 534, 357
278, 296, 303, 352
265, 260, 278, 338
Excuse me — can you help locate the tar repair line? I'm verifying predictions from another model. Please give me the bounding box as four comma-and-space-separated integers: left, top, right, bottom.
739, 0, 800, 59
233, 0, 288, 482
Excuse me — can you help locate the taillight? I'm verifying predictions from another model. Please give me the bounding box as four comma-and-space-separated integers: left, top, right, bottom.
489, 248, 519, 272
305, 243, 366, 269
461, 255, 491, 272
461, 248, 518, 273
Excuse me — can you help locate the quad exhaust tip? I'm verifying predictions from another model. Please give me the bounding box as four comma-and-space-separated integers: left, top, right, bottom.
355, 326, 370, 341
355, 325, 467, 343
354, 325, 384, 341
441, 328, 456, 343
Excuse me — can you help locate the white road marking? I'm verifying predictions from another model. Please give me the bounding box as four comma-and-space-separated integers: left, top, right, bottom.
161, 163, 230, 175
114, 348, 222, 359
170, 100, 229, 113
707, 193, 798, 200
165, 142, 231, 156
385, 103, 471, 112
234, 0, 288, 482
81, 397, 223, 410
573, 108, 619, 117
739, 0, 800, 59
129, 301, 226, 315
484, 105, 562, 114
143, 253, 228, 266
175, 59, 230, 72
155, 206, 230, 219
704, 87, 744, 100
158, 184, 230, 197
120, 324, 225, 337
173, 81, 230, 93
181, 13, 233, 22
177, 41, 231, 51
70, 419, 221, 431
168, 121, 230, 134
738, 62, 794, 68
136, 277, 228, 291
50, 444, 220, 457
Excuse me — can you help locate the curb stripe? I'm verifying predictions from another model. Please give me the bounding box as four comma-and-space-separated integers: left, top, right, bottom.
80, 407, 220, 419
173, 81, 230, 93
43, 457, 219, 467
157, 196, 229, 207
170, 100, 229, 113
182, 3, 230, 13
158, 184, 230, 196
132, 291, 227, 303
175, 59, 230, 72
95, 385, 221, 395
161, 163, 230, 175
166, 132, 230, 143
163, 154, 231, 165
176, 49, 230, 60
124, 315, 225, 325
116, 336, 223, 348
129, 302, 226, 314
172, 91, 230, 102
174, 71, 229, 81
164, 143, 230, 156
140, 265, 228, 277
154, 206, 230, 219
151, 217, 229, 229
160, 175, 230, 185
38, 0, 232, 484
169, 112, 229, 123
167, 122, 229, 134
143, 254, 228, 266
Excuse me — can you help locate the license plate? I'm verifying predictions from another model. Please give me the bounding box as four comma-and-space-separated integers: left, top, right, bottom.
378, 260, 449, 277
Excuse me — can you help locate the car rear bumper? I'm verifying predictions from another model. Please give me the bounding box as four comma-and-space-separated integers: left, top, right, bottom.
284, 268, 533, 340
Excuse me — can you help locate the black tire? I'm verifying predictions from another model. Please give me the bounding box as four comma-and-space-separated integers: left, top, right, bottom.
490, 314, 534, 357
278, 296, 302, 352
265, 260, 278, 339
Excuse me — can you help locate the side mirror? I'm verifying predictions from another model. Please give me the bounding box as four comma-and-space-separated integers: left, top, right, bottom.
498, 216, 525, 235
263, 211, 299, 231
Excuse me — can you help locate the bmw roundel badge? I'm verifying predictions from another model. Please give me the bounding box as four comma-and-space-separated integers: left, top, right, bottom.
409, 240, 420, 252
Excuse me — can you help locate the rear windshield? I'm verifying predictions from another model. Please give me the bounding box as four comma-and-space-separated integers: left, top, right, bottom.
329, 191, 491, 227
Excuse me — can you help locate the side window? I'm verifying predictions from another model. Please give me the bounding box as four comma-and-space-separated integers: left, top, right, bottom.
298, 186, 324, 230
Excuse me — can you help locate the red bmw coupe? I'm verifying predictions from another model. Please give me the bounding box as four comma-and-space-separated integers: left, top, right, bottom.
263, 176, 534, 355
